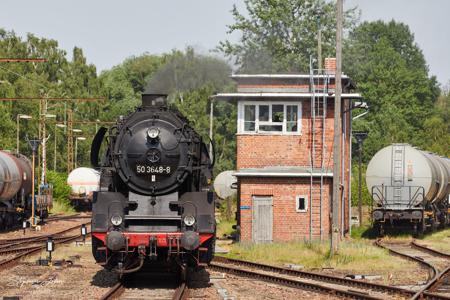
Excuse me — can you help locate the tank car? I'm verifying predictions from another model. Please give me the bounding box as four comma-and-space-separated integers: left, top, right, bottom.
90, 93, 215, 278
67, 167, 100, 209
0, 151, 49, 229
366, 144, 450, 235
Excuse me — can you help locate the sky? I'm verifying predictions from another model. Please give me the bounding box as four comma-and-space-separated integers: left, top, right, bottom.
0, 0, 448, 85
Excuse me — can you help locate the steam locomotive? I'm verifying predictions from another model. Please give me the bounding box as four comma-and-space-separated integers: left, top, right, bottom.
90, 93, 215, 277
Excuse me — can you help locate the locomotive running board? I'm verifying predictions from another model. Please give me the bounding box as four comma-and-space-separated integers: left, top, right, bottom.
124, 215, 181, 220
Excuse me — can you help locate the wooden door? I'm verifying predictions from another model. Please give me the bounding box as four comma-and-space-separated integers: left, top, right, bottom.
252, 196, 273, 243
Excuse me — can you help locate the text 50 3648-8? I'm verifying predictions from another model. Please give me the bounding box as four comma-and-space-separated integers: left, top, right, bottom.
136, 165, 171, 174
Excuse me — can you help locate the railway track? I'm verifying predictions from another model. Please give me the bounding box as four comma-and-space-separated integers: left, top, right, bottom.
99, 279, 189, 300
0, 222, 90, 272
211, 256, 415, 299
47, 213, 91, 222
408, 241, 450, 299
0, 221, 90, 247
376, 239, 450, 299
375, 239, 450, 281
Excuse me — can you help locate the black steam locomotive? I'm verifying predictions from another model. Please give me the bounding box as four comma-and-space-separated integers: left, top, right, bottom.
90, 93, 215, 277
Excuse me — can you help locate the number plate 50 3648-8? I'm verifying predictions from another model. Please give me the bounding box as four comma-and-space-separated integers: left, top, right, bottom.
136, 165, 171, 174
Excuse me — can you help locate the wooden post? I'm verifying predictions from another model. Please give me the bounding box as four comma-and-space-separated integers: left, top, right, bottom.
331, 0, 343, 255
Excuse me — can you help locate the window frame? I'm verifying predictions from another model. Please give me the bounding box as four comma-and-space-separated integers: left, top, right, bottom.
295, 195, 308, 213
238, 101, 302, 135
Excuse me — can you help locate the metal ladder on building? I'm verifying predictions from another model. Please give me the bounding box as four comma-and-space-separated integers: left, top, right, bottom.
308, 58, 330, 240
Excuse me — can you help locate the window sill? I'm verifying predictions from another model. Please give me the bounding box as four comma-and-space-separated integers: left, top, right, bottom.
236, 132, 303, 136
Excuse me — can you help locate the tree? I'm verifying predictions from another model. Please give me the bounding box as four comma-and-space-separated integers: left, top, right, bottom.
344, 21, 442, 159
219, 0, 357, 73
0, 29, 102, 171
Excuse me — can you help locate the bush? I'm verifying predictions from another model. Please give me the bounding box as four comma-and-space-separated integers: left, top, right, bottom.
46, 171, 74, 214
351, 163, 372, 207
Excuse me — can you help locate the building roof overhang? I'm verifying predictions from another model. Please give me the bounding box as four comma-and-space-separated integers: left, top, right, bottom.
234, 167, 333, 178
213, 92, 362, 102
230, 74, 349, 79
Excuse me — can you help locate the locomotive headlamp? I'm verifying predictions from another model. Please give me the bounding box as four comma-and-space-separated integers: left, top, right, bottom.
111, 214, 123, 226
147, 127, 160, 139
183, 215, 196, 227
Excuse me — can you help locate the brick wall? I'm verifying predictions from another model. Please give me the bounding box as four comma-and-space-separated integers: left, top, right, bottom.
239, 177, 332, 242
237, 100, 336, 171
236, 99, 353, 241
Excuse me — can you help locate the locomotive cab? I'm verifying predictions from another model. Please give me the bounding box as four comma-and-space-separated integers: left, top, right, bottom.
90, 93, 215, 275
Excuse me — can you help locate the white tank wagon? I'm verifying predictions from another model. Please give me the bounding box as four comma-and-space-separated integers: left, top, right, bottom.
67, 167, 100, 208
366, 144, 450, 235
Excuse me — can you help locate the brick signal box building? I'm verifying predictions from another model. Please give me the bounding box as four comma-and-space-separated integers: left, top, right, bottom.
214, 61, 361, 242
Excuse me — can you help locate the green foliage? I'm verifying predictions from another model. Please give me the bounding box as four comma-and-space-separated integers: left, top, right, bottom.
350, 164, 371, 207
219, 0, 358, 73
344, 20, 446, 159
0, 29, 103, 172
46, 170, 74, 213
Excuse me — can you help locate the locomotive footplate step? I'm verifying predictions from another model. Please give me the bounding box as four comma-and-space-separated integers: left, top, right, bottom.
149, 236, 157, 259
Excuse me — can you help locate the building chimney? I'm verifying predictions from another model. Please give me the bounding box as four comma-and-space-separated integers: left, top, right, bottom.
324, 58, 336, 75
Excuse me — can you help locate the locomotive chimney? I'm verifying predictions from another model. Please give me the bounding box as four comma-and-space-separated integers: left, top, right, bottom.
142, 93, 168, 107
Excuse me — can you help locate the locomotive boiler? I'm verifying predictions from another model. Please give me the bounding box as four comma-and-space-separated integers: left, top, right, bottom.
366, 144, 450, 235
90, 93, 215, 277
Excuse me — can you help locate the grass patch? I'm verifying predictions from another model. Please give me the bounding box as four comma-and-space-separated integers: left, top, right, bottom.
350, 223, 376, 239
216, 219, 236, 238
222, 240, 416, 275
421, 228, 450, 252
50, 200, 76, 215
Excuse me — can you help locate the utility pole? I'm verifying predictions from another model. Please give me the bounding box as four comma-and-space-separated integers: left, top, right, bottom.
353, 131, 368, 226
331, 0, 343, 255
26, 137, 41, 227
67, 109, 74, 173
209, 98, 214, 159
316, 9, 323, 70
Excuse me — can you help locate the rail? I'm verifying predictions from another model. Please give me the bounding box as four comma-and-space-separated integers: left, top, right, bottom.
374, 239, 439, 280
0, 222, 90, 272
210, 256, 420, 299
99, 280, 188, 300
212, 256, 414, 298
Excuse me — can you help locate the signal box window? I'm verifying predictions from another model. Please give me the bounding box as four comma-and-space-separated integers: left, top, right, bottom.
240, 102, 301, 134
244, 105, 256, 131
296, 196, 308, 212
